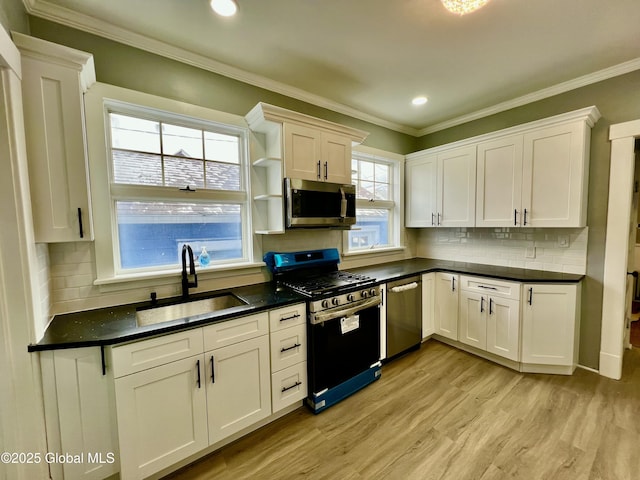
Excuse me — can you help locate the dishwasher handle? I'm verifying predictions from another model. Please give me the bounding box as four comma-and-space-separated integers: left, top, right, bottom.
389, 282, 419, 294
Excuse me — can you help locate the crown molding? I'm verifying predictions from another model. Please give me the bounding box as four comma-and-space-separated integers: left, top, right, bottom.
22, 0, 640, 138
418, 57, 640, 136
21, 0, 419, 137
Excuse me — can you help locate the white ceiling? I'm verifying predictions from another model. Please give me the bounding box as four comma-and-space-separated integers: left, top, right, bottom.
22, 0, 640, 136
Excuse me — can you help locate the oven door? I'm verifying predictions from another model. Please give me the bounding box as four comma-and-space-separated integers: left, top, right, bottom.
307, 298, 381, 395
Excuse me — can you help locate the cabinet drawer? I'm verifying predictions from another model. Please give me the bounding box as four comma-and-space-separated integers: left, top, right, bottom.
111, 329, 204, 378
459, 275, 520, 300
270, 324, 307, 372
271, 362, 307, 413
203, 312, 269, 351
268, 303, 306, 332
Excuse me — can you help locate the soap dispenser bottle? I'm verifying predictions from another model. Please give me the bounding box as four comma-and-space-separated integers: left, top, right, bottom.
199, 246, 210, 267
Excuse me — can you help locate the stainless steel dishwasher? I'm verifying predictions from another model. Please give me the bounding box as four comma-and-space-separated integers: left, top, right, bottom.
386, 275, 422, 360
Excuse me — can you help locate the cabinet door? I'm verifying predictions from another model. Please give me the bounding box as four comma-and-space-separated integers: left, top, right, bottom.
115, 355, 208, 480
486, 296, 520, 361
459, 291, 487, 350
206, 335, 271, 445
422, 273, 435, 338
437, 145, 476, 227
48, 348, 118, 480
321, 132, 352, 184
283, 123, 322, 181
434, 272, 459, 340
476, 136, 524, 227
521, 284, 578, 366
522, 122, 589, 227
405, 154, 437, 227
20, 53, 94, 242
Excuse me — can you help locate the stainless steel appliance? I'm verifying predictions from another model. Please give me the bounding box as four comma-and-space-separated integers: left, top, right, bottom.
284, 178, 356, 229
386, 276, 422, 360
264, 248, 381, 413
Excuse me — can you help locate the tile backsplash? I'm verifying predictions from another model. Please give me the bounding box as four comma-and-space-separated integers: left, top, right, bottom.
415, 227, 588, 274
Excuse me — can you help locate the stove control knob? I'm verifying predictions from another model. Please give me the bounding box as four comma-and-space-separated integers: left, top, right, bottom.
346, 293, 355, 302
361, 290, 369, 298
322, 300, 330, 308
331, 298, 340, 306
369, 288, 377, 297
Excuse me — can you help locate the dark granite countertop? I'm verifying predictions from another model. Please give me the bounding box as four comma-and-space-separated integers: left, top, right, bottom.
29, 282, 305, 352
351, 258, 585, 284
29, 257, 583, 352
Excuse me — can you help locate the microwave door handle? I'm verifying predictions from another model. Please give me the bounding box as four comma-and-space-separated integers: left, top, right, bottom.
340, 187, 347, 218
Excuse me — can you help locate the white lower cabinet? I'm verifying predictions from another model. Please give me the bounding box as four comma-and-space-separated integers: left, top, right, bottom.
40, 348, 119, 480
206, 335, 271, 445
268, 303, 307, 412
521, 283, 580, 368
421, 273, 435, 339
114, 355, 208, 480
434, 272, 459, 340
112, 311, 277, 479
458, 276, 520, 362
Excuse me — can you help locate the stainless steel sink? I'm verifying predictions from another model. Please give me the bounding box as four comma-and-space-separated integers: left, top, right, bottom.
136, 294, 247, 327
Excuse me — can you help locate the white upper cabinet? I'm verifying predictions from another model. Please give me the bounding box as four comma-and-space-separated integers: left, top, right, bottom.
14, 33, 96, 242
476, 135, 524, 227
407, 106, 600, 229
405, 145, 476, 228
246, 102, 368, 185
522, 121, 591, 227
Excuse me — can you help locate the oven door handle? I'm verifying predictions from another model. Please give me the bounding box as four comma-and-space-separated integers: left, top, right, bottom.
310, 296, 381, 325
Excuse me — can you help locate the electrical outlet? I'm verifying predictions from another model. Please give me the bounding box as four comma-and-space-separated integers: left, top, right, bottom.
525, 246, 536, 259
557, 235, 569, 248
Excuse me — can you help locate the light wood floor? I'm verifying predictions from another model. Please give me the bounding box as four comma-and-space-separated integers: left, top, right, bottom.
164, 340, 640, 480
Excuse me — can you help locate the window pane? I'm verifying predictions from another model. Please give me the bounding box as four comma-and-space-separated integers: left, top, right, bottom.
110, 113, 160, 153
116, 201, 243, 269
164, 156, 205, 189
348, 209, 390, 249
204, 131, 239, 164
112, 150, 163, 185
162, 123, 203, 158
375, 163, 389, 183
375, 183, 389, 201
206, 162, 240, 190
359, 160, 374, 181
359, 181, 375, 199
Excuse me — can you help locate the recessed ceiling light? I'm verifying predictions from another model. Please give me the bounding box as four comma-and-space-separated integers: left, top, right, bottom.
412, 96, 428, 106
210, 0, 238, 17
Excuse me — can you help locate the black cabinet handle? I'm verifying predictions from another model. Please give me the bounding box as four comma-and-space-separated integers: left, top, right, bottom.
77, 207, 84, 238
489, 298, 494, 315
282, 381, 302, 393
480, 297, 485, 313
514, 209, 517, 226
317, 160, 321, 179
196, 359, 201, 389
210, 355, 215, 384
431, 213, 435, 226
280, 313, 300, 322
100, 345, 106, 376
451, 277, 456, 292
528, 287, 533, 305
438, 213, 442, 226
524, 208, 528, 226
324, 161, 328, 180
280, 343, 301, 353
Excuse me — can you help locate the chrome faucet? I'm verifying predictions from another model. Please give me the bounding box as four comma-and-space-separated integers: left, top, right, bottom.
181, 244, 198, 299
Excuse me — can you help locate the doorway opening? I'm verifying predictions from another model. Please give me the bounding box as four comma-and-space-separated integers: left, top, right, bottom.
628, 141, 640, 348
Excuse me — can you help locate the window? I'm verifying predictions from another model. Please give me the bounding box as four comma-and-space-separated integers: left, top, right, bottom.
346, 149, 402, 252
85, 89, 254, 280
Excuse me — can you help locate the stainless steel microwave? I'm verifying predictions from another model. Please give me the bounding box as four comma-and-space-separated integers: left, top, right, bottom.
284, 178, 356, 229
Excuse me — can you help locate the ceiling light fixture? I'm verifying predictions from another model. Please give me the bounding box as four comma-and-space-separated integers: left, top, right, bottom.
210, 0, 238, 17
412, 96, 428, 106
441, 0, 490, 15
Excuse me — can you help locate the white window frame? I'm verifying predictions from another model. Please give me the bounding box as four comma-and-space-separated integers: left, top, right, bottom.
343, 145, 405, 255
84, 83, 262, 287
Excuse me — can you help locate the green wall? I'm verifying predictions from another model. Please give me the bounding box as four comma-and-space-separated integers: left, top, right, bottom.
28, 17, 417, 155
418, 70, 640, 368
0, 0, 28, 35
